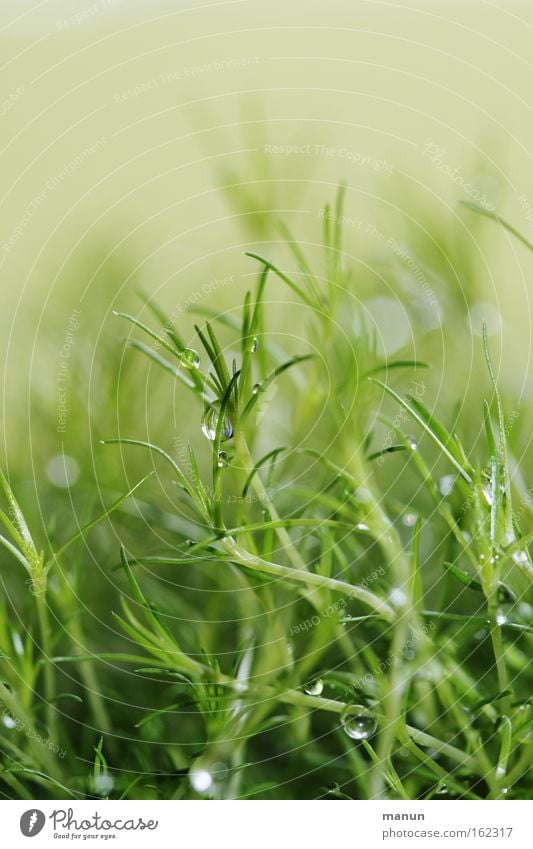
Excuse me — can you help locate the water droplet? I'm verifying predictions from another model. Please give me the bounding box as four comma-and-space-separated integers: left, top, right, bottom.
474, 627, 488, 641
389, 588, 407, 608
517, 602, 533, 621
185, 539, 196, 547
11, 632, 24, 656
46, 455, 80, 489
495, 610, 507, 626
496, 583, 516, 605
406, 435, 418, 451
341, 704, 377, 741
501, 786, 509, 796
2, 715, 16, 729
512, 550, 532, 572
354, 488, 372, 504
303, 677, 324, 696
181, 347, 200, 368
93, 774, 114, 797
201, 405, 233, 442
439, 475, 454, 496
355, 522, 370, 532
402, 513, 417, 527
211, 761, 229, 784
483, 485, 493, 506
250, 337, 259, 353
190, 767, 213, 794
217, 451, 230, 468
436, 782, 449, 795
495, 764, 506, 780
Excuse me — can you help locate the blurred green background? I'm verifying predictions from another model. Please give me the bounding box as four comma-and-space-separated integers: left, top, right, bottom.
2, 1, 533, 468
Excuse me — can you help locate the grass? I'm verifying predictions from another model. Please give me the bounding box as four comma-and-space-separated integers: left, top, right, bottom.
0, 188, 532, 800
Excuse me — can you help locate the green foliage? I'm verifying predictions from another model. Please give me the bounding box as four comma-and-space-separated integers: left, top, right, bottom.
0, 190, 532, 801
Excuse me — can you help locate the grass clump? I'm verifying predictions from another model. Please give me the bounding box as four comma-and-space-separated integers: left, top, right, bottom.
0, 189, 532, 800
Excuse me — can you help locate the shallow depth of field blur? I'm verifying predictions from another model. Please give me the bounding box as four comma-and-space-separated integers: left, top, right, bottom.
0, 0, 532, 800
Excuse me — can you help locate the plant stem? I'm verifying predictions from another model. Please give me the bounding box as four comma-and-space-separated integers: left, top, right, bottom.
222, 537, 394, 620
233, 430, 307, 572
34, 589, 57, 738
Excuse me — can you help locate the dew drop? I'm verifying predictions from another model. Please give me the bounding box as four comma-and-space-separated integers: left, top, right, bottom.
482, 485, 493, 506
356, 522, 370, 532
181, 347, 200, 368
190, 767, 213, 794
354, 488, 373, 505
250, 337, 259, 353
496, 583, 516, 605
389, 588, 407, 608
12, 632, 24, 656
512, 550, 532, 572
340, 704, 377, 741
495, 610, 508, 626
2, 715, 16, 729
201, 405, 233, 442
517, 602, 533, 621
217, 451, 230, 469
438, 475, 454, 496
93, 774, 114, 797
402, 513, 417, 527
406, 435, 418, 451
46, 454, 80, 489
303, 677, 324, 697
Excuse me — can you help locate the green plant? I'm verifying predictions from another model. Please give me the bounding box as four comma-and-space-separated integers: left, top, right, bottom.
0, 190, 531, 801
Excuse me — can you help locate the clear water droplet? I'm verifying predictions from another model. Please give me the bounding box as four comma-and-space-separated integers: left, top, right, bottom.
389, 588, 407, 608
354, 488, 373, 504
11, 632, 24, 656
190, 767, 213, 794
436, 782, 449, 795
181, 347, 200, 368
201, 404, 233, 442
217, 451, 229, 468
303, 677, 324, 696
250, 337, 259, 353
402, 513, 417, 527
46, 454, 80, 489
2, 715, 16, 729
517, 602, 533, 621
496, 583, 516, 605
495, 610, 507, 626
93, 774, 114, 797
341, 704, 377, 740
501, 786, 509, 796
512, 550, 532, 573
356, 522, 370, 532
438, 475, 454, 496
406, 435, 418, 451
483, 484, 493, 506
474, 627, 488, 641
